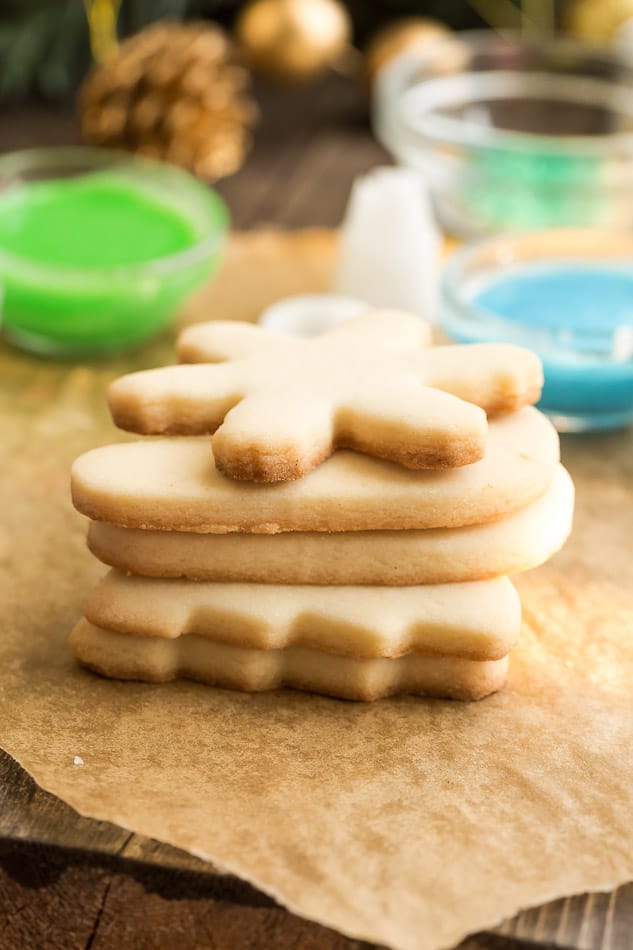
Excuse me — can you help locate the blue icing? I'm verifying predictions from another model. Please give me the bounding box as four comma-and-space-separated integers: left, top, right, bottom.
444, 261, 633, 427
473, 264, 633, 331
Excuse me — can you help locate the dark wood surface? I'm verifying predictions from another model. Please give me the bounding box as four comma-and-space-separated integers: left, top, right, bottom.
1, 75, 631, 950
0, 76, 386, 230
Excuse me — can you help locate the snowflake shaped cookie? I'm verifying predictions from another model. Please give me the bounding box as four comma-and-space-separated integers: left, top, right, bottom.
108, 311, 543, 482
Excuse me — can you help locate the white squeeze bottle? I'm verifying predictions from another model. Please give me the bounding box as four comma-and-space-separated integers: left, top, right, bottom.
333, 166, 441, 323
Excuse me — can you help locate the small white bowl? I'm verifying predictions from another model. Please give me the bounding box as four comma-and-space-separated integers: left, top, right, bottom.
258, 293, 368, 337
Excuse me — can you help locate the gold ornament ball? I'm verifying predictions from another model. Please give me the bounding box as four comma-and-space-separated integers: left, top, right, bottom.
364, 17, 450, 87
235, 0, 351, 82
565, 0, 633, 41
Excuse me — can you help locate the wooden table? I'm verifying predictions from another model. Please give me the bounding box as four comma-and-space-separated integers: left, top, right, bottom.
1, 76, 631, 950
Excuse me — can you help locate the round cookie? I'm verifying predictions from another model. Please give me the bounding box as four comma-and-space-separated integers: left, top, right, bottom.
87, 465, 573, 584
72, 407, 559, 533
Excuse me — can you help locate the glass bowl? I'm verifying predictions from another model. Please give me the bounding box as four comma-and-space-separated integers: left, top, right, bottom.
441, 228, 633, 432
0, 147, 228, 356
374, 32, 633, 238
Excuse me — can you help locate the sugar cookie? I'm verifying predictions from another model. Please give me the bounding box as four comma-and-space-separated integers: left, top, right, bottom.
84, 572, 521, 661
72, 407, 559, 534
70, 619, 510, 701
108, 312, 543, 481
87, 465, 573, 584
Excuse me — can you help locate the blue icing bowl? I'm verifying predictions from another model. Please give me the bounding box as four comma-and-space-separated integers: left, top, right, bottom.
441, 230, 633, 431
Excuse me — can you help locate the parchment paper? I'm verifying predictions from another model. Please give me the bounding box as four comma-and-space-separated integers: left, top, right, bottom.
2, 230, 633, 950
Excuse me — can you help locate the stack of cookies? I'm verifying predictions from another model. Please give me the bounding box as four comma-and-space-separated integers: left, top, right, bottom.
70, 312, 574, 701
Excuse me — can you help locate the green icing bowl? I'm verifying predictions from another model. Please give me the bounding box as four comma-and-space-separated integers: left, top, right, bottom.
0, 147, 229, 356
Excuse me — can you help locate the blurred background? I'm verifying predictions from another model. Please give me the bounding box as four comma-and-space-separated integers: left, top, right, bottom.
3, 0, 633, 431
0, 1, 526, 103
1, 1, 631, 103
3, 0, 633, 231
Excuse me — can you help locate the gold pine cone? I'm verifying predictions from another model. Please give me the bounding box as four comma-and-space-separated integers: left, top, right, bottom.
78, 20, 258, 180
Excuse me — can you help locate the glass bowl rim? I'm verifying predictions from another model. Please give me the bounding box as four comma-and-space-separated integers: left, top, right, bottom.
441, 226, 633, 345
0, 146, 229, 285
388, 30, 633, 157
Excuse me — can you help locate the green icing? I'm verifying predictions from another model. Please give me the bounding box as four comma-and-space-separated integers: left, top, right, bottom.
0, 171, 198, 269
